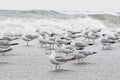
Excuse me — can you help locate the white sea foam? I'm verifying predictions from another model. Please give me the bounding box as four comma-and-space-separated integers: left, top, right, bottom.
0, 16, 107, 36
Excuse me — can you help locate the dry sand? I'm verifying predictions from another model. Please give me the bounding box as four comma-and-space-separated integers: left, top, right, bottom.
0, 37, 120, 80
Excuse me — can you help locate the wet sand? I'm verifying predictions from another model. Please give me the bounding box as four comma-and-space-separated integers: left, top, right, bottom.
0, 37, 120, 80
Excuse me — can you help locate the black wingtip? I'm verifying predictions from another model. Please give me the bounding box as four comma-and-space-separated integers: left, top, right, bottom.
88, 43, 94, 46
76, 47, 84, 50
11, 43, 19, 45
1, 48, 13, 53
70, 57, 76, 60
92, 52, 97, 54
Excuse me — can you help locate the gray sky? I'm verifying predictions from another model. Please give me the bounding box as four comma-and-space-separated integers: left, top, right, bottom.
0, 0, 119, 11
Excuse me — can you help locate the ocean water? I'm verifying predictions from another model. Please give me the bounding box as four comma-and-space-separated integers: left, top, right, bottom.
0, 10, 119, 36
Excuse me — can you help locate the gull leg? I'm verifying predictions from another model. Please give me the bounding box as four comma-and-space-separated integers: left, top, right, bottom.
52, 44, 54, 50
58, 65, 60, 70
105, 45, 107, 49
66, 53, 68, 57
27, 41, 29, 46
59, 46, 61, 51
88, 38, 89, 42
107, 44, 109, 48
68, 53, 70, 57
109, 44, 111, 48
50, 44, 51, 50
106, 44, 109, 49
102, 45, 104, 49
55, 65, 57, 70
78, 59, 80, 63
93, 39, 95, 44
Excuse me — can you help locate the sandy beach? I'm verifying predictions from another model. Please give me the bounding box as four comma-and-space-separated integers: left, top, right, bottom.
0, 0, 119, 79
0, 10, 119, 80
0, 34, 120, 80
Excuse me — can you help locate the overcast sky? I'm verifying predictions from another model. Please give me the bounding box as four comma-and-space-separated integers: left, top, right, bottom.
0, 0, 119, 11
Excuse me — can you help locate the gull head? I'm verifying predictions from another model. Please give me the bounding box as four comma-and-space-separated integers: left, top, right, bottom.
102, 34, 107, 37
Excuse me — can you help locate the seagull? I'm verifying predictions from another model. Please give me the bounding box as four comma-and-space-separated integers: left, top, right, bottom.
91, 28, 102, 33
67, 31, 81, 39
55, 37, 72, 50
107, 36, 118, 43
67, 30, 82, 35
101, 34, 117, 49
82, 29, 100, 43
88, 32, 100, 44
22, 34, 38, 46
74, 42, 93, 50
67, 34, 81, 39
60, 45, 74, 56
0, 42, 19, 49
0, 42, 19, 55
0, 36, 18, 41
0, 36, 18, 44
0, 48, 13, 56
45, 51, 75, 70
60, 36, 71, 41
39, 35, 55, 49
82, 31, 90, 42
72, 50, 97, 63
114, 31, 120, 38
35, 28, 52, 38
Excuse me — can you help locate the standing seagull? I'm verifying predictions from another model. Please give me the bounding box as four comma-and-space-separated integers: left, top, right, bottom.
0, 42, 19, 55
88, 32, 100, 44
60, 45, 74, 56
22, 34, 38, 46
39, 35, 55, 49
0, 36, 18, 41
45, 51, 75, 70
72, 50, 97, 63
55, 37, 72, 50
0, 36, 18, 44
101, 34, 117, 49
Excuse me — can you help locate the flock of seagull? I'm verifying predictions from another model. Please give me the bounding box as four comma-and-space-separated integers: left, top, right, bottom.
0, 27, 120, 70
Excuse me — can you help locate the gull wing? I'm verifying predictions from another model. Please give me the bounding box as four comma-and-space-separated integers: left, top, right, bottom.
55, 56, 69, 62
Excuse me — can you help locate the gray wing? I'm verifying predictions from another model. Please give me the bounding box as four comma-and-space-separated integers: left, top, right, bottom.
78, 51, 87, 55
26, 35, 36, 39
55, 56, 69, 62
101, 39, 109, 43
75, 43, 87, 47
65, 46, 74, 50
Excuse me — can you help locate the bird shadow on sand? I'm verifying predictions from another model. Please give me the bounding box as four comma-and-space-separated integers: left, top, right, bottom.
50, 69, 74, 73
73, 62, 94, 66
45, 48, 55, 51
0, 62, 13, 65
1, 53, 19, 57
23, 45, 34, 47
38, 45, 48, 48
38, 45, 55, 50
101, 48, 113, 51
